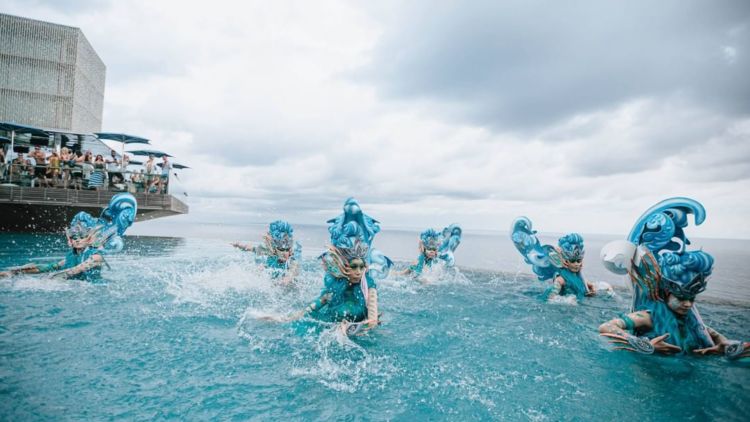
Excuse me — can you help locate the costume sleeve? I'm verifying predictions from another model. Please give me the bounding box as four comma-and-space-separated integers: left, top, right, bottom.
365, 273, 377, 290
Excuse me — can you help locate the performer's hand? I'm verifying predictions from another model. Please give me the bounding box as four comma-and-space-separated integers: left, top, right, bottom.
694, 343, 726, 355
602, 332, 681, 354
735, 342, 750, 359
585, 281, 597, 296
366, 318, 380, 330
722, 341, 750, 360
650, 334, 683, 354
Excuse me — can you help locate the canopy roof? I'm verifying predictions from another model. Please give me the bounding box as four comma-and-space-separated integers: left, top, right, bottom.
0, 121, 49, 136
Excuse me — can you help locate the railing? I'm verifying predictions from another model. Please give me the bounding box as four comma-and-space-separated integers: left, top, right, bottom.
0, 186, 188, 213
0, 162, 174, 194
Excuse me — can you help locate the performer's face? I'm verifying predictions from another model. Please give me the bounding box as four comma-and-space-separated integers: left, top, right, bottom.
275, 247, 291, 263
667, 294, 694, 316
347, 258, 366, 283
564, 258, 583, 273
424, 246, 438, 259
67, 234, 91, 250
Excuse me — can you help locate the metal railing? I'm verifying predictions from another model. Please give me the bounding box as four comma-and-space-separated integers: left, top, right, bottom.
0, 186, 189, 214
0, 162, 173, 194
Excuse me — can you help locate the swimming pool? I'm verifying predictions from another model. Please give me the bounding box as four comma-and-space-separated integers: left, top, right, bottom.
1, 234, 748, 420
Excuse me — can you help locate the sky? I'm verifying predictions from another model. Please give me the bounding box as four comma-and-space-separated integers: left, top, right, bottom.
2, 0, 750, 238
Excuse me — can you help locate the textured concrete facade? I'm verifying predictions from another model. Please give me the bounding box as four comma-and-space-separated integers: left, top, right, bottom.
0, 13, 105, 133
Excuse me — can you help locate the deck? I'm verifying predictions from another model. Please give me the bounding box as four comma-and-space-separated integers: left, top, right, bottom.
0, 186, 188, 232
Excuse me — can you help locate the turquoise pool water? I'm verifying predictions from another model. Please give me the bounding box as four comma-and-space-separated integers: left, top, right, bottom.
1, 232, 748, 420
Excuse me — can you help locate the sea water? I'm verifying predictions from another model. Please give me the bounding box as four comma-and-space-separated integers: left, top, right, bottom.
0, 227, 748, 420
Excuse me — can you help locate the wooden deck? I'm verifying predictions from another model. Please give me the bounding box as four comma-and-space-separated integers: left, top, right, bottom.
0, 186, 188, 232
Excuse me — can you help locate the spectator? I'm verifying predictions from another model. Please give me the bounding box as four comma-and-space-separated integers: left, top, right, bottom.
81, 151, 94, 181
0, 148, 5, 181
29, 145, 49, 187
70, 150, 84, 190
145, 154, 157, 194
121, 153, 130, 171
106, 150, 122, 187
128, 168, 144, 193
47, 151, 61, 187
60, 147, 73, 188
10, 152, 28, 184
159, 156, 172, 194
88, 154, 106, 190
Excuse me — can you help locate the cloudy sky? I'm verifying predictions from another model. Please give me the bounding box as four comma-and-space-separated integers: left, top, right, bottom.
3, 0, 750, 238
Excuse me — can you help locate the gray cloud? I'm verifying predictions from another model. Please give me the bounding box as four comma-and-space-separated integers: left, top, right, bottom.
359, 0, 750, 131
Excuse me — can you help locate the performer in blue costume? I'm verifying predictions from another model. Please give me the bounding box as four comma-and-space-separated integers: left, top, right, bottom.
0, 193, 137, 281
400, 225, 462, 278
276, 198, 391, 334
599, 197, 749, 358
231, 220, 302, 284
510, 217, 602, 302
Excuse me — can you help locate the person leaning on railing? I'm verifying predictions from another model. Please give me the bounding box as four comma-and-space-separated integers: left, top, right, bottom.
10, 153, 30, 184
47, 151, 61, 187
60, 147, 73, 188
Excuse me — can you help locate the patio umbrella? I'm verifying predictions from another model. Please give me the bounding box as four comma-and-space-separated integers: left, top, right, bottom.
0, 121, 48, 164
95, 132, 150, 157
127, 149, 172, 158
158, 162, 190, 170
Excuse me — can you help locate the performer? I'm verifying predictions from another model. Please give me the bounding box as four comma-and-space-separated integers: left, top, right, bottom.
510, 217, 603, 302
599, 197, 749, 359
0, 193, 137, 280
400, 225, 462, 278
231, 220, 301, 284
267, 198, 391, 335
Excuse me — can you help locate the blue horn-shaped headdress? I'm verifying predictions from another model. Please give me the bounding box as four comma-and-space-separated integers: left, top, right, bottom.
67, 193, 137, 254
324, 198, 392, 279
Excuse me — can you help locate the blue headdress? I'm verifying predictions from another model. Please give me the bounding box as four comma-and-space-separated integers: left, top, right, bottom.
510, 217, 584, 281
558, 233, 585, 262
659, 250, 713, 300
614, 197, 712, 304
67, 193, 137, 254
321, 198, 392, 280
420, 229, 441, 251
438, 224, 462, 267
510, 217, 588, 299
267, 220, 294, 249
326, 197, 380, 246
262, 220, 302, 263
602, 197, 714, 350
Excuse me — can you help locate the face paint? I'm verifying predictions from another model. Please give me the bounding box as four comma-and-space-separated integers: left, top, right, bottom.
667, 294, 694, 316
